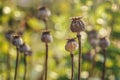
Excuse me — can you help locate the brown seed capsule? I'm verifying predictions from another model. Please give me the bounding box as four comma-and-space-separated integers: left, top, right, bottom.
19, 43, 32, 55
83, 52, 94, 61
88, 30, 98, 40
70, 17, 85, 33
41, 30, 53, 43
99, 37, 110, 49
88, 30, 99, 48
65, 38, 78, 52
5, 30, 15, 42
38, 6, 51, 20
89, 39, 99, 48
17, 30, 24, 36
12, 35, 23, 46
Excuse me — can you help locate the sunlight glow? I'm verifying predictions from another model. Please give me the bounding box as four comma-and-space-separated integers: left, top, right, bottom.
49, 71, 58, 79
97, 18, 105, 25
3, 6, 11, 14
35, 65, 43, 72
14, 11, 22, 18
81, 71, 89, 79
99, 28, 108, 37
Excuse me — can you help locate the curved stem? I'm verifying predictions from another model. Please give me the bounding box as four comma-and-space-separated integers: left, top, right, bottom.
77, 33, 81, 80
23, 54, 27, 80
102, 49, 107, 80
70, 53, 74, 80
14, 46, 19, 80
45, 43, 48, 80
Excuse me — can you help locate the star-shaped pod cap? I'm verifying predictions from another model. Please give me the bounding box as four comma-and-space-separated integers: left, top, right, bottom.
70, 17, 85, 33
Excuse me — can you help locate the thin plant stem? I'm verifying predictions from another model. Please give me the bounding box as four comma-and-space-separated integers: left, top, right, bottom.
23, 54, 27, 80
102, 49, 107, 80
77, 33, 82, 80
43, 19, 48, 30
70, 53, 74, 80
7, 51, 10, 80
14, 46, 19, 80
45, 43, 48, 80
7, 41, 12, 80
89, 48, 97, 77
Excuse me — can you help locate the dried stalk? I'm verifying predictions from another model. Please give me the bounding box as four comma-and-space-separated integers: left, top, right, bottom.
102, 49, 107, 80
77, 33, 82, 80
70, 53, 74, 80
45, 43, 48, 80
14, 47, 19, 80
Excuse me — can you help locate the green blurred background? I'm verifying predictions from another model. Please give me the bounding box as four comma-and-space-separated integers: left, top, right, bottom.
0, 0, 120, 80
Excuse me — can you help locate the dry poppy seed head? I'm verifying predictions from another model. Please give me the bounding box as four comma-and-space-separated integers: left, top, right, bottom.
19, 43, 30, 52
19, 43, 32, 55
12, 35, 23, 46
65, 38, 78, 52
88, 30, 98, 40
99, 37, 110, 49
70, 17, 85, 33
38, 6, 51, 20
88, 30, 99, 48
17, 30, 24, 36
83, 52, 94, 61
41, 30, 53, 43
5, 30, 15, 42
89, 38, 99, 48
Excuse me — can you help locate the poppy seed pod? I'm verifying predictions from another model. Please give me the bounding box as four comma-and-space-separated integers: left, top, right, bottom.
41, 30, 53, 43
12, 35, 23, 46
38, 6, 51, 20
88, 30, 98, 40
70, 17, 85, 33
5, 30, 15, 42
19, 43, 32, 55
89, 39, 99, 48
83, 52, 94, 61
99, 37, 110, 49
65, 38, 78, 52
17, 30, 24, 36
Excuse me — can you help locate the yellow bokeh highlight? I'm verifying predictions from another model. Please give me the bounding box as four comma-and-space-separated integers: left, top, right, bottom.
28, 18, 44, 31
1, 42, 9, 53
106, 59, 113, 68
59, 2, 70, 14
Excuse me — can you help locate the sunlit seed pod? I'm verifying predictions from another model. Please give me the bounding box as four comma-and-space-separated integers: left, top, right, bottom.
65, 38, 78, 52
5, 30, 15, 42
12, 35, 23, 46
19, 43, 32, 55
99, 37, 110, 49
41, 30, 53, 43
87, 30, 98, 40
70, 17, 85, 33
38, 6, 51, 20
